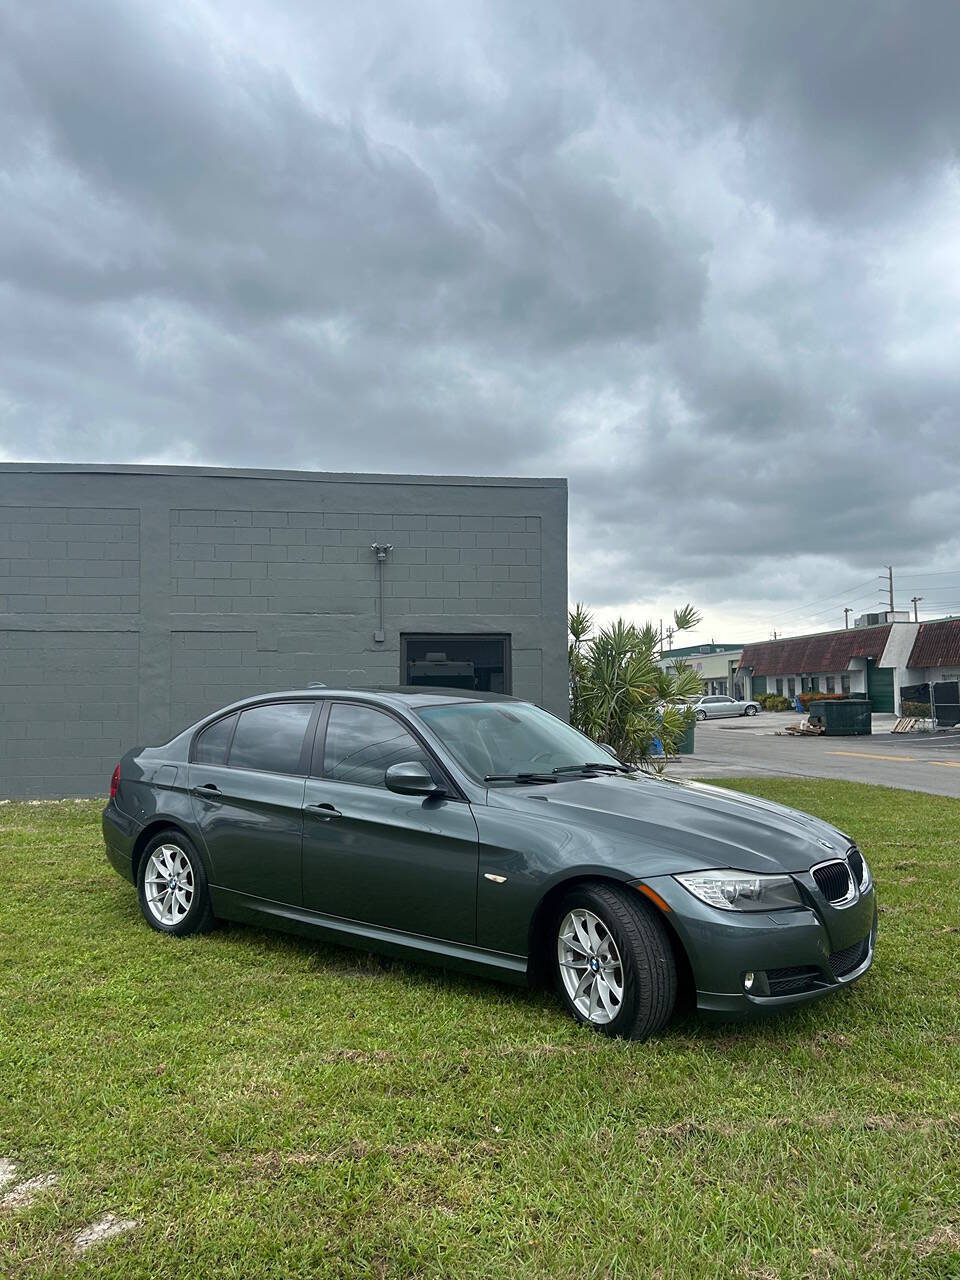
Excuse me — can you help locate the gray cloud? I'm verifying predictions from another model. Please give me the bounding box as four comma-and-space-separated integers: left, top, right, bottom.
1, 0, 959, 639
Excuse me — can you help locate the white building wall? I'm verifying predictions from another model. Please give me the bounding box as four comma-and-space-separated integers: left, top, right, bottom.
761, 666, 867, 698
661, 649, 744, 696
878, 621, 920, 715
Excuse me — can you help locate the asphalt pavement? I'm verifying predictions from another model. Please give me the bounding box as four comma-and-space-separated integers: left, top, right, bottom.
659, 711, 960, 798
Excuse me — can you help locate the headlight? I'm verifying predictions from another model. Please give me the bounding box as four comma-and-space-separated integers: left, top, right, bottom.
674, 869, 803, 912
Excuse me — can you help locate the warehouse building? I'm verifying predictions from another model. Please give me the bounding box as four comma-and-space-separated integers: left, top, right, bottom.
738, 613, 918, 714
0, 463, 567, 798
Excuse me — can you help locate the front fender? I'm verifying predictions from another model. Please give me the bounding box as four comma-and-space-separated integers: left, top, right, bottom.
473, 805, 685, 955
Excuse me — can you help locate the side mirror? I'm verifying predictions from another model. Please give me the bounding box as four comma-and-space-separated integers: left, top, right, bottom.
385, 761, 443, 796
599, 743, 619, 758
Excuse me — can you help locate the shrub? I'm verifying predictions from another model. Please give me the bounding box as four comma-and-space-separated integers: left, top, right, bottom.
797, 691, 847, 711
758, 693, 792, 711
902, 699, 931, 718
569, 603, 703, 765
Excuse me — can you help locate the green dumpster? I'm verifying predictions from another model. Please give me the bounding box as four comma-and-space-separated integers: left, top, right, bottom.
677, 716, 696, 754
808, 699, 872, 736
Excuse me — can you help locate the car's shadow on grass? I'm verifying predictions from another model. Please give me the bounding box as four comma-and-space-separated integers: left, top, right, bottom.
194, 918, 852, 1048
108, 895, 868, 1051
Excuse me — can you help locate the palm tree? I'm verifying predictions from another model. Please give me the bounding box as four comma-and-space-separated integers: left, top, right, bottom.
569, 603, 703, 766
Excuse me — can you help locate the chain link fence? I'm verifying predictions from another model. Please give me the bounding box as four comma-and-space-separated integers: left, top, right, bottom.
900, 682, 960, 728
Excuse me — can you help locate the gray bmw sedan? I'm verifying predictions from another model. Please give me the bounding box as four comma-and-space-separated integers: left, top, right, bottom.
102, 688, 877, 1040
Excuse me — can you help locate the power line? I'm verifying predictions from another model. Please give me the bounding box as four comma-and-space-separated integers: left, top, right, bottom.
784, 590, 878, 623
772, 576, 882, 618
895, 567, 960, 579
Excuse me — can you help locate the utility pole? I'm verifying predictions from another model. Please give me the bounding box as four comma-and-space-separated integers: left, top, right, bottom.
885, 565, 894, 613
911, 595, 923, 622
843, 607, 851, 629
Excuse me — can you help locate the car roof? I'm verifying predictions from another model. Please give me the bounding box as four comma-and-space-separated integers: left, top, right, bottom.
201, 685, 524, 719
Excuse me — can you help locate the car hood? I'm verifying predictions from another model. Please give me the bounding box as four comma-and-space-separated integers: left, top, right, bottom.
489, 773, 851, 874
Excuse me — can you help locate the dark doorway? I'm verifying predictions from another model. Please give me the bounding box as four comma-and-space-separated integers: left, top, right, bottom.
401, 634, 511, 694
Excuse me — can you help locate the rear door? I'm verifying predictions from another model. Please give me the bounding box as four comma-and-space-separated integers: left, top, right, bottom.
301, 701, 479, 944
189, 700, 318, 904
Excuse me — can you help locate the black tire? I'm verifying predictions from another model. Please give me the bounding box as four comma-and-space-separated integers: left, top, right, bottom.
552, 882, 677, 1041
695, 709, 707, 721
136, 829, 216, 937
744, 704, 758, 716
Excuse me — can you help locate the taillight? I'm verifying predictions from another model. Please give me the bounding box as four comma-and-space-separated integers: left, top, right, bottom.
109, 764, 120, 800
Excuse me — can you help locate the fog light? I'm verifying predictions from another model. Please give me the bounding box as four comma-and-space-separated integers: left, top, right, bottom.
743, 971, 755, 991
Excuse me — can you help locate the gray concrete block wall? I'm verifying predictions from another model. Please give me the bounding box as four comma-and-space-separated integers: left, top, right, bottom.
0, 506, 140, 614
0, 464, 567, 797
0, 630, 140, 796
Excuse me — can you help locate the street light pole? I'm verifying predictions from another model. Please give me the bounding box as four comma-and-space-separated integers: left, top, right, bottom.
843, 607, 851, 629
911, 595, 923, 622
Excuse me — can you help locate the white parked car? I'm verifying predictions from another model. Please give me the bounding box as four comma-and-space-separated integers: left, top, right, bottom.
691, 695, 760, 720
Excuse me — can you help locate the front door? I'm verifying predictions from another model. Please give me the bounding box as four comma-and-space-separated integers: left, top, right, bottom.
301, 701, 479, 944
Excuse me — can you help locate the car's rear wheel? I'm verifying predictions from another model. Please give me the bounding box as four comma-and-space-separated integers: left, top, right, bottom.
695, 709, 707, 721
744, 704, 758, 716
137, 830, 216, 936
553, 883, 676, 1040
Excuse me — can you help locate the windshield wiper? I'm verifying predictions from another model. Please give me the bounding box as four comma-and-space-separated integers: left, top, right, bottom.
552, 762, 635, 775
483, 772, 559, 784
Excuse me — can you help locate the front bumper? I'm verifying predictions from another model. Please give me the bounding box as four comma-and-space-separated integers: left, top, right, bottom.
640, 871, 878, 1016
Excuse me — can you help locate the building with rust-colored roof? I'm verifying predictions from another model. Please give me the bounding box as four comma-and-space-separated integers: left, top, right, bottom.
738, 611, 960, 718
738, 614, 918, 713
906, 618, 960, 672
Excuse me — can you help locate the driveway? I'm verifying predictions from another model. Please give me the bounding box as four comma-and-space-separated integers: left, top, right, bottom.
662, 711, 960, 798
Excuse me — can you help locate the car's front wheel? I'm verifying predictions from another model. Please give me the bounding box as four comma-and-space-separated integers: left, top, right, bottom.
695, 708, 707, 721
553, 883, 676, 1040
137, 830, 216, 936
744, 704, 758, 716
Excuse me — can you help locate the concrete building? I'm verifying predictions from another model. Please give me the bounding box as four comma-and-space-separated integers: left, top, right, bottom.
658, 643, 745, 697
0, 463, 567, 797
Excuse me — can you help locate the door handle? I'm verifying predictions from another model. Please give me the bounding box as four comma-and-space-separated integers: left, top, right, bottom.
304, 802, 342, 820
192, 783, 222, 797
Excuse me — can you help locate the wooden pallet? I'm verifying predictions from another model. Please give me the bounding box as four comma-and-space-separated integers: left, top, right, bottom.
782, 719, 824, 736
892, 716, 930, 733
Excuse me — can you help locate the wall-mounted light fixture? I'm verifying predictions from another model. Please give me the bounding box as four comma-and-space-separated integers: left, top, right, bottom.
370, 542, 393, 643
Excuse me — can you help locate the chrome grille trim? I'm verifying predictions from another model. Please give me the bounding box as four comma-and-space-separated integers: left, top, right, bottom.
810, 857, 857, 906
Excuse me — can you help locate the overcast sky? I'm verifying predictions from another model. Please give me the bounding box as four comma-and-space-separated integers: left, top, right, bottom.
2, 1, 959, 643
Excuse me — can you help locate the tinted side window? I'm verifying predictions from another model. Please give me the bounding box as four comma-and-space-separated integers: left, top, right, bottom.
322, 703, 433, 788
228, 702, 314, 774
194, 713, 238, 764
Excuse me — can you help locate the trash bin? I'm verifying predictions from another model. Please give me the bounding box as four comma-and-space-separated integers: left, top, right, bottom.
808, 699, 872, 736
677, 716, 696, 754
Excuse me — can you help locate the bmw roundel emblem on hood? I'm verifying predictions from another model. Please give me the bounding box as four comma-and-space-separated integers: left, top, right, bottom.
818, 839, 835, 851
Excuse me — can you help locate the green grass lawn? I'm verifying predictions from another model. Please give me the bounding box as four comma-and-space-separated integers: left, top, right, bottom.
1, 779, 959, 1279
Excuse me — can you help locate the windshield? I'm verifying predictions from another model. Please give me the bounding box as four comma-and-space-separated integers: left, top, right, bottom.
416, 700, 623, 782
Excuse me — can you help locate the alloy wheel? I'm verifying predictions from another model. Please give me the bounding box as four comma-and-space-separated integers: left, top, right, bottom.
557, 908, 624, 1025
143, 844, 195, 927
